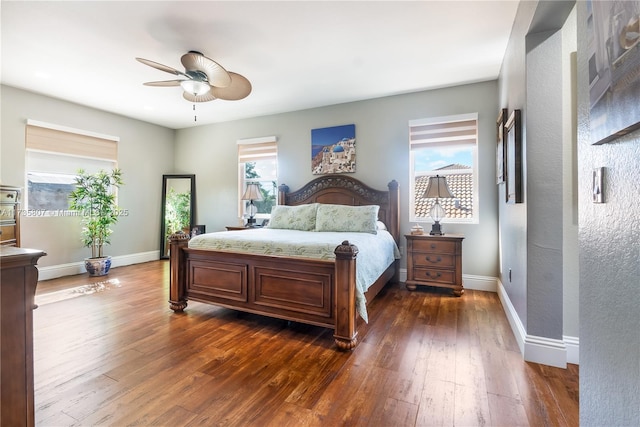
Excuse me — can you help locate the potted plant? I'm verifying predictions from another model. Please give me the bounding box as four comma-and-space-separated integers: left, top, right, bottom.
69, 168, 124, 276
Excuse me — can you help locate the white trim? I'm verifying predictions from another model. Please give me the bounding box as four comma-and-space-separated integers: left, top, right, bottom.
564, 335, 579, 365
26, 119, 120, 142
524, 335, 567, 368
37, 251, 159, 281
462, 274, 496, 292
237, 136, 277, 145
497, 278, 576, 368
497, 278, 527, 355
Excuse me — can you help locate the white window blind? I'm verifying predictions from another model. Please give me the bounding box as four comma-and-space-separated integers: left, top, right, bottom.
237, 137, 277, 163
409, 114, 477, 150
25, 121, 118, 161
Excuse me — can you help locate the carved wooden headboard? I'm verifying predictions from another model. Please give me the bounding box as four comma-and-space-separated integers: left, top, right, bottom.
277, 175, 400, 243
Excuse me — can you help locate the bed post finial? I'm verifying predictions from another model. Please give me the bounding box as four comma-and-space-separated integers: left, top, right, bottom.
278, 183, 289, 205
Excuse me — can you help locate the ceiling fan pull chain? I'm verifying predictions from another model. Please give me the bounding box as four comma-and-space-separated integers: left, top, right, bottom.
193, 104, 197, 122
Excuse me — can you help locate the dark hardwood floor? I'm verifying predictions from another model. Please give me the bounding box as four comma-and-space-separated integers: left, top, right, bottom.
33, 261, 578, 426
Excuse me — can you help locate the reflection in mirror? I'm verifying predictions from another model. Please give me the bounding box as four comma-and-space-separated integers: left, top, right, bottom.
160, 174, 195, 259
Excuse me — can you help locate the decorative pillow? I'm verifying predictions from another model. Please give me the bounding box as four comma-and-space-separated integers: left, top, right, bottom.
267, 203, 318, 231
376, 221, 387, 231
315, 204, 379, 234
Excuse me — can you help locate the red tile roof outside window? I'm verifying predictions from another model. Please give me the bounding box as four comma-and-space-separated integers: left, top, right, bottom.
414, 164, 473, 220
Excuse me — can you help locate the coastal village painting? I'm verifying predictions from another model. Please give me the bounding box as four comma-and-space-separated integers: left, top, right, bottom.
311, 124, 356, 174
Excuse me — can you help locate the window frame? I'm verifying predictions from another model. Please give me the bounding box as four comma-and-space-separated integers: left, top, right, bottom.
24, 120, 119, 215
237, 136, 278, 221
409, 113, 479, 224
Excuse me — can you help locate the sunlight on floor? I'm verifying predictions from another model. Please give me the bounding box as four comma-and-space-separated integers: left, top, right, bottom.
35, 278, 121, 306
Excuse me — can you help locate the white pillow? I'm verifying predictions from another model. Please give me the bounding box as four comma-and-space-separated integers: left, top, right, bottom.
315, 204, 379, 234
267, 203, 318, 231
376, 220, 387, 231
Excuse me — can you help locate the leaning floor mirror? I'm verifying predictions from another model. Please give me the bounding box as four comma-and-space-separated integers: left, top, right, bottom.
160, 174, 195, 259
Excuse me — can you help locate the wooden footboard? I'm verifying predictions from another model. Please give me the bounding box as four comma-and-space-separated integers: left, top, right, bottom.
169, 236, 364, 349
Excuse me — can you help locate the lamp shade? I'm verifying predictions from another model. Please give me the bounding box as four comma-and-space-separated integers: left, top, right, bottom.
241, 183, 263, 201
423, 175, 454, 199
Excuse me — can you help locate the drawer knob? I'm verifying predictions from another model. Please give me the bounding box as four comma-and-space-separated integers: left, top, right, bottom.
425, 256, 442, 263
426, 272, 442, 278
430, 243, 436, 249
5, 194, 14, 199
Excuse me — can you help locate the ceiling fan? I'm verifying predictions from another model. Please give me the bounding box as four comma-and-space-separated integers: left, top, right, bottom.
135, 51, 251, 102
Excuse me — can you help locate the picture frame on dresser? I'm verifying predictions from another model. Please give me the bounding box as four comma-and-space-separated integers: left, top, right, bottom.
505, 109, 523, 204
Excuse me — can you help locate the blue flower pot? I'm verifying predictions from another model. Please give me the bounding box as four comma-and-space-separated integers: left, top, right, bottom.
84, 256, 112, 276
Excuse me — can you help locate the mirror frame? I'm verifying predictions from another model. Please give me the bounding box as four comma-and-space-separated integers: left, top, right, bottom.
160, 174, 196, 259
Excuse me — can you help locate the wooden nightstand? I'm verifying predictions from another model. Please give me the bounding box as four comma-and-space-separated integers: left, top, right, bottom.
405, 233, 464, 296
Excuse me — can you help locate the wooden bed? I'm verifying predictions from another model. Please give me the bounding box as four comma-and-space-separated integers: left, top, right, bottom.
168, 175, 399, 350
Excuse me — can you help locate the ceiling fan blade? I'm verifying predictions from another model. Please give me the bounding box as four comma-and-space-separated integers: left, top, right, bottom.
211, 72, 252, 101
181, 52, 231, 88
143, 80, 183, 87
183, 90, 217, 103
136, 57, 188, 78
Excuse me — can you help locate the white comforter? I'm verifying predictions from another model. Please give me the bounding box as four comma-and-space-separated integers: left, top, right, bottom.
189, 228, 400, 322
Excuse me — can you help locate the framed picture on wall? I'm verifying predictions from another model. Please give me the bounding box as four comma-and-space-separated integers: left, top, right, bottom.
311, 124, 356, 174
587, 1, 640, 144
505, 109, 523, 204
496, 108, 508, 184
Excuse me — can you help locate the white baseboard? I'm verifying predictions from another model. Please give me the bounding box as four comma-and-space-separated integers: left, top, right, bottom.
398, 269, 496, 292
37, 251, 160, 281
564, 335, 579, 365
497, 278, 578, 368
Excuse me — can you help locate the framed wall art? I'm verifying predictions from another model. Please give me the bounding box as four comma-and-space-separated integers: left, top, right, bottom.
587, 0, 640, 145
496, 108, 508, 184
311, 124, 356, 175
505, 109, 523, 204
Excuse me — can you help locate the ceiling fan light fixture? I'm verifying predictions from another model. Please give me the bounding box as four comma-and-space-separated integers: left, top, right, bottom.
180, 79, 210, 96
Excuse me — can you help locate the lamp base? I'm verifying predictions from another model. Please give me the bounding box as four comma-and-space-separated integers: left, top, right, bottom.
246, 217, 256, 226
430, 222, 444, 236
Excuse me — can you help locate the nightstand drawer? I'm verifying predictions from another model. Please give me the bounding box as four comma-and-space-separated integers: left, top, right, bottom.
411, 239, 457, 254
412, 253, 455, 268
412, 268, 455, 285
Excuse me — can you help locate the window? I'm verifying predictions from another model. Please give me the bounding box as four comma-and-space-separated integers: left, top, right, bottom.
409, 113, 478, 224
237, 137, 278, 222
25, 120, 118, 215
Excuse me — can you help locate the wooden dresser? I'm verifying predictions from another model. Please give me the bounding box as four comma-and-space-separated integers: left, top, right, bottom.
0, 185, 21, 247
0, 246, 46, 427
405, 233, 464, 296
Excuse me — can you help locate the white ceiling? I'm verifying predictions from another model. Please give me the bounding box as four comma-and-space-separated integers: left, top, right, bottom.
1, 1, 519, 130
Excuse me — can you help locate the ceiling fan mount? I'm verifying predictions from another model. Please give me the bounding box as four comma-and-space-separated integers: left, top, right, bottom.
136, 51, 251, 103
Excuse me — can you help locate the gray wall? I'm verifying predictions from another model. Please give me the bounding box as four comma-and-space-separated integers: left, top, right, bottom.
576, 2, 640, 425
497, 1, 579, 342
1, 81, 500, 279
174, 82, 500, 278
0, 85, 175, 267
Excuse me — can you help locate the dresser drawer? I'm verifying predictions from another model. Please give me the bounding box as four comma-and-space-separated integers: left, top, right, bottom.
0, 189, 19, 202
0, 206, 16, 222
412, 268, 456, 285
412, 253, 455, 268
411, 239, 457, 254
0, 224, 16, 244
